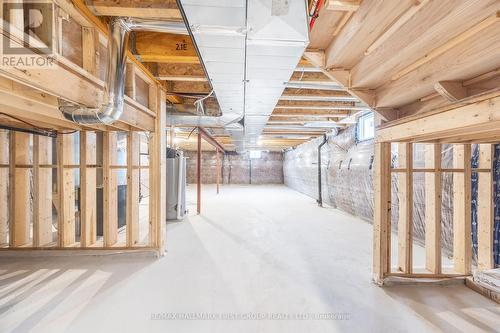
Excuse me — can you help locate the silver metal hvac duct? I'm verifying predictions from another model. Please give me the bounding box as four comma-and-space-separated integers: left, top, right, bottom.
60, 18, 188, 125
177, 0, 310, 153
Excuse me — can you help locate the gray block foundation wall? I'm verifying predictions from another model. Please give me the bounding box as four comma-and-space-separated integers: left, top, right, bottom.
184, 151, 284, 184
283, 126, 456, 256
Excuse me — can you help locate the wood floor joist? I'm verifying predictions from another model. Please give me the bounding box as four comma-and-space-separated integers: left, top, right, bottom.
85, 0, 182, 20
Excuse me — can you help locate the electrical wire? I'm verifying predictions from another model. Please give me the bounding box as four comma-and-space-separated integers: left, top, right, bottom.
194, 89, 214, 115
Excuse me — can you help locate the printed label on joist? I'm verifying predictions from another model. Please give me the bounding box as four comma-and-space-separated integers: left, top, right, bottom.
134, 32, 198, 63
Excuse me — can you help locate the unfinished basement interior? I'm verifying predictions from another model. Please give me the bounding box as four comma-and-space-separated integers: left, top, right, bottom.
0, 0, 500, 332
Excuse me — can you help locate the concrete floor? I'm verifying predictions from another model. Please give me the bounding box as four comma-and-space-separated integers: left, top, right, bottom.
0, 185, 499, 333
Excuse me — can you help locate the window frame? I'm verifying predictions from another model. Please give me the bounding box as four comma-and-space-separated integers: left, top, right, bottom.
356, 112, 375, 142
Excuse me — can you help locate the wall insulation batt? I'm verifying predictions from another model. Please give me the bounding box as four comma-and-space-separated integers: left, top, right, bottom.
284, 125, 500, 266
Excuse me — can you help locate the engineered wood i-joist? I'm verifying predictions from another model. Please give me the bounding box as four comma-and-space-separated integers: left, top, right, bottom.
477, 144, 494, 271
80, 131, 97, 247
0, 131, 8, 245
103, 132, 118, 247
33, 135, 53, 247
424, 143, 442, 274
10, 132, 31, 247
452, 144, 472, 275
57, 134, 76, 247
396, 143, 412, 274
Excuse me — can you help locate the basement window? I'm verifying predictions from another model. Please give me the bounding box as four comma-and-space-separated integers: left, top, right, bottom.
249, 150, 262, 159
357, 112, 375, 142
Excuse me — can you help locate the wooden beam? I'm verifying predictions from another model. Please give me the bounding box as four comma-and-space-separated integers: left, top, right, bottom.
397, 143, 413, 273
33, 135, 53, 247
434, 81, 467, 102
80, 131, 97, 247
373, 142, 392, 283
57, 134, 76, 247
477, 144, 494, 271
376, 95, 500, 143
0, 131, 8, 245
103, 132, 118, 247
326, 0, 360, 11
452, 144, 472, 275
127, 131, 140, 247
134, 32, 199, 64
85, 0, 182, 20
424, 143, 442, 274
10, 132, 31, 247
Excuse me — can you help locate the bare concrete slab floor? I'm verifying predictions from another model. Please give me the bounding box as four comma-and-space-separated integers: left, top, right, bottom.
0, 185, 498, 333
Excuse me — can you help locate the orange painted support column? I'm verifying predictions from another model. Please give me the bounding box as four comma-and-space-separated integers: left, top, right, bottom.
216, 148, 220, 194
197, 129, 201, 214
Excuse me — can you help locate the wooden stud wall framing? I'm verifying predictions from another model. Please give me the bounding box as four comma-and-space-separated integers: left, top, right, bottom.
11, 132, 31, 247
33, 135, 53, 247
396, 143, 413, 273
452, 144, 472, 275
0, 0, 167, 254
424, 143, 442, 274
57, 134, 76, 247
0, 131, 8, 245
103, 132, 118, 247
477, 144, 494, 271
373, 142, 391, 283
373, 141, 496, 284
127, 131, 140, 246
80, 131, 97, 247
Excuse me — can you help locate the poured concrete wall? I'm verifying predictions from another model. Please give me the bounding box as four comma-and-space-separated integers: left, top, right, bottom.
185, 151, 283, 184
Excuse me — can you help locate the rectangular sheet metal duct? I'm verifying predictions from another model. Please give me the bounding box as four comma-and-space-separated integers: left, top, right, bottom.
178, 0, 309, 152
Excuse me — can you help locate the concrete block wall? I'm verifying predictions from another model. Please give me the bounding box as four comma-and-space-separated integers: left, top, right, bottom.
184, 151, 283, 184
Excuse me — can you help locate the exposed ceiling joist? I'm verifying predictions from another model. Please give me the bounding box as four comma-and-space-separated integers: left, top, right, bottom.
85, 0, 182, 20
